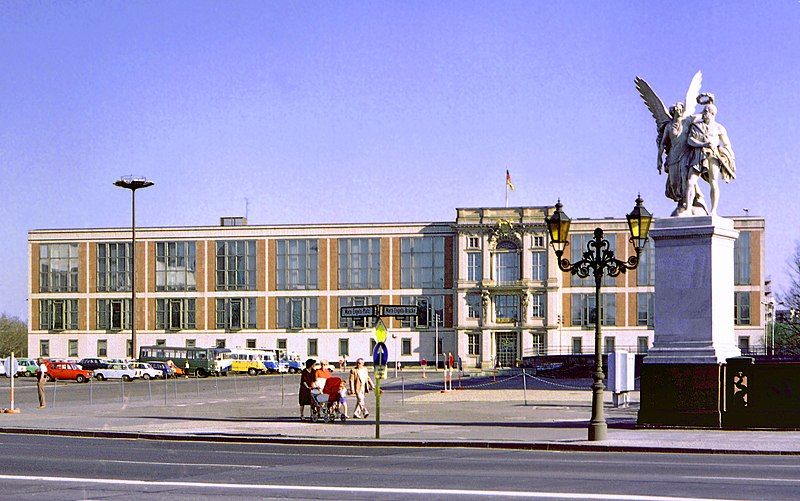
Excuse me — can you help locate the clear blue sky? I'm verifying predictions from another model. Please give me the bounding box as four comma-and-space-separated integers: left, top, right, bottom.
2, 1, 799, 320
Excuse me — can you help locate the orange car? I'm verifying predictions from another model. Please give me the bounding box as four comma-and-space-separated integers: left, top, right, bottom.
45, 361, 92, 383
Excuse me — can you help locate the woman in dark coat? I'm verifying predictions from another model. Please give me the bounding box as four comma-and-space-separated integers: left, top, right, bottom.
299, 359, 316, 421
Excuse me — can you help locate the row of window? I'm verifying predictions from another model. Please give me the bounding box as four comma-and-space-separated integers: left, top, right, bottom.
38, 236, 447, 294
569, 336, 651, 355
465, 249, 548, 283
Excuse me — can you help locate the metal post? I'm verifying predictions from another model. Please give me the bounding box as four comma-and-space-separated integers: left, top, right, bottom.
52, 378, 57, 407
375, 376, 382, 439
434, 313, 439, 372
164, 374, 168, 406
588, 253, 607, 442
9, 352, 15, 411
281, 373, 285, 406
121, 378, 125, 404
523, 369, 528, 406
89, 377, 93, 405
401, 373, 405, 406
130, 189, 136, 360
196, 372, 200, 396
148, 378, 152, 401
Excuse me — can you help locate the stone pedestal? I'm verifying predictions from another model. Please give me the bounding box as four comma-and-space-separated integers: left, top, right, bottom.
639, 216, 740, 428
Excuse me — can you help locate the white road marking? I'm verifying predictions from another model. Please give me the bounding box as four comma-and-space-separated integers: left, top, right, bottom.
683, 475, 800, 483
103, 459, 264, 468
0, 474, 740, 499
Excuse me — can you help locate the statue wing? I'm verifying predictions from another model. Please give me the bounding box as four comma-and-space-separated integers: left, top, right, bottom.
682, 70, 703, 118
635, 76, 670, 144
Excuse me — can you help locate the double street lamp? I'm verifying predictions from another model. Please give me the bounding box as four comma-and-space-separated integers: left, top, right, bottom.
114, 176, 154, 360
544, 195, 652, 441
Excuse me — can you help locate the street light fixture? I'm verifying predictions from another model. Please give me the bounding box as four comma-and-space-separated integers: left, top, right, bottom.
544, 195, 652, 441
114, 176, 154, 360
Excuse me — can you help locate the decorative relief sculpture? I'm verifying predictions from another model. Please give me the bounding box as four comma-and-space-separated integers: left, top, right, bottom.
636, 71, 736, 216
488, 219, 522, 248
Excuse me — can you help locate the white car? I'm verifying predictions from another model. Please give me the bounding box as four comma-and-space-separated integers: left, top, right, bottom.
94, 363, 138, 382
130, 362, 162, 380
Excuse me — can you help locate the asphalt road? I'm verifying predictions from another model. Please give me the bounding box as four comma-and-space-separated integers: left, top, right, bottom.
1, 433, 798, 500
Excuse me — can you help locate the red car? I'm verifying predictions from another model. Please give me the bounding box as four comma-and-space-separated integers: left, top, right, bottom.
45, 361, 92, 383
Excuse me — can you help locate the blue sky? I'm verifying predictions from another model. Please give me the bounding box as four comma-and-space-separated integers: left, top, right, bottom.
2, 1, 799, 320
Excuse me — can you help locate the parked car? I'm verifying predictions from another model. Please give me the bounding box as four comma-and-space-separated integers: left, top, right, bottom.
17, 358, 39, 377
130, 362, 162, 380
264, 358, 289, 374
44, 361, 92, 383
282, 358, 303, 374
147, 361, 175, 379
93, 363, 137, 381
77, 358, 109, 371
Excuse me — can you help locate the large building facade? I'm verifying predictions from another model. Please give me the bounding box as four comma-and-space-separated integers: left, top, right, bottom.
28, 208, 766, 366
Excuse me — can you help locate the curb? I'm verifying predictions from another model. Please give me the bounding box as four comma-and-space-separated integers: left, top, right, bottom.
1, 427, 798, 456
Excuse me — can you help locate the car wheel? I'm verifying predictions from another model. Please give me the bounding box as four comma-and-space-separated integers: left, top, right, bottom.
248, 368, 257, 376
95, 373, 105, 381
76, 375, 86, 383
46, 375, 55, 382
122, 375, 131, 382
143, 374, 151, 381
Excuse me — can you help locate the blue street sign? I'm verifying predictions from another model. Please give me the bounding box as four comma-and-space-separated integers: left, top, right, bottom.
372, 342, 388, 366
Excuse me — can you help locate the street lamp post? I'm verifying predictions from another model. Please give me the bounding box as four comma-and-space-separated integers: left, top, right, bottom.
114, 176, 154, 360
545, 195, 652, 441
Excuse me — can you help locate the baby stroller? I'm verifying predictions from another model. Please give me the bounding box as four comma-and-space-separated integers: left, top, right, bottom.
310, 376, 347, 423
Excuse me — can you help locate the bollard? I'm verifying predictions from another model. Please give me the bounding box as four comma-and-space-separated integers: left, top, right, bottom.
233, 372, 238, 395
89, 378, 93, 406
164, 373, 168, 406
52, 378, 57, 408
522, 369, 528, 406
174, 376, 178, 400
215, 376, 219, 395
281, 374, 285, 406
120, 378, 124, 404
196, 372, 200, 397
401, 373, 405, 406
148, 378, 152, 402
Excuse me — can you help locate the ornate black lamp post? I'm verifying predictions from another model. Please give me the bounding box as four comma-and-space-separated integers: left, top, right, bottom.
545, 195, 652, 441
114, 176, 154, 359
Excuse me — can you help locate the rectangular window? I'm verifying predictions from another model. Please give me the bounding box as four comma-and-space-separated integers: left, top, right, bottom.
467, 332, 481, 356
400, 295, 444, 328
571, 234, 616, 287
495, 294, 519, 323
570, 293, 615, 327
185, 339, 196, 348
215, 339, 226, 349
637, 292, 655, 327
97, 242, 132, 292
156, 241, 197, 291
734, 232, 751, 285
97, 339, 108, 357
216, 240, 256, 291
39, 299, 78, 330
637, 239, 655, 286
156, 298, 196, 330
126, 340, 133, 358
533, 235, 545, 247
277, 338, 287, 351
39, 243, 79, 292
467, 252, 482, 282
338, 338, 349, 358
216, 298, 257, 330
40, 339, 50, 357
338, 296, 379, 329
467, 236, 480, 249
637, 336, 649, 354
604, 336, 615, 354
571, 337, 582, 355
494, 245, 520, 285
738, 336, 751, 354
338, 238, 380, 289
735, 291, 751, 325
97, 299, 131, 330
155, 339, 166, 346
531, 293, 545, 318
307, 338, 318, 357
532, 332, 547, 355
402, 338, 412, 356
466, 293, 481, 319
68, 339, 78, 357
246, 339, 256, 349
401, 236, 445, 288
531, 251, 547, 281
276, 239, 318, 290
277, 297, 318, 329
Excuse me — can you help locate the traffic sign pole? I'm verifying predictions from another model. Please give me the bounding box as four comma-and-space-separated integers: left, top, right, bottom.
375, 374, 381, 439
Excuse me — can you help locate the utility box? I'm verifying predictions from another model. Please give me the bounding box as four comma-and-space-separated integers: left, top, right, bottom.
608, 350, 635, 407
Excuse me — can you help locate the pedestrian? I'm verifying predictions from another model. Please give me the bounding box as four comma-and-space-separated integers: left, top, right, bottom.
299, 359, 316, 421
348, 358, 374, 419
36, 358, 48, 408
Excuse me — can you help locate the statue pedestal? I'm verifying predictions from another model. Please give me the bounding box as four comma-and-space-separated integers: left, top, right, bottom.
639, 216, 740, 427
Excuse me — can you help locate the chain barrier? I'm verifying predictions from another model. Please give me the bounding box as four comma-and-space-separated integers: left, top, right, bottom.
525, 373, 588, 390
384, 373, 522, 390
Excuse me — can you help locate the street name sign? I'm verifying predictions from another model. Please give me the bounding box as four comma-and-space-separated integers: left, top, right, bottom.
380, 305, 418, 317
340, 305, 378, 318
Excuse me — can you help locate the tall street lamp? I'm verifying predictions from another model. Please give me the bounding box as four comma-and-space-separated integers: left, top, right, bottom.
545, 195, 652, 441
114, 176, 154, 360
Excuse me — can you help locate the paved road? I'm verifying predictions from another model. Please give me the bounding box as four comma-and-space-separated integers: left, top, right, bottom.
1, 433, 798, 500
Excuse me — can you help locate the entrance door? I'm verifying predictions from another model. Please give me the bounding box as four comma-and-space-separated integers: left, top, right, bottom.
495, 332, 518, 367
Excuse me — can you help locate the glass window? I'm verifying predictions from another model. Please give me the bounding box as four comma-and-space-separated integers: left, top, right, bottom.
604, 336, 615, 354
570, 293, 615, 326
338, 296, 379, 329
734, 232, 751, 285
467, 252, 482, 282
532, 332, 547, 355
400, 236, 445, 288
531, 293, 545, 318
637, 292, 655, 327
97, 299, 131, 330
216, 339, 226, 349
738, 336, 751, 354
39, 243, 79, 292
216, 240, 256, 291
637, 239, 655, 286
308, 338, 318, 357
467, 236, 480, 249
97, 339, 108, 357
401, 338, 412, 356
40, 339, 50, 357
571, 234, 616, 286
533, 235, 545, 247
466, 293, 481, 319
277, 297, 318, 329
68, 339, 78, 357
495, 294, 519, 322
97, 242, 132, 292
531, 251, 547, 281
216, 298, 257, 330
156, 241, 197, 291
246, 339, 256, 349
156, 298, 196, 330
39, 299, 78, 330
400, 295, 444, 328
494, 241, 520, 285
277, 338, 287, 351
155, 339, 166, 346
467, 332, 481, 356
338, 238, 380, 289
185, 339, 196, 348
338, 338, 349, 357
637, 336, 649, 354
277, 239, 318, 290
571, 337, 582, 355
735, 291, 751, 325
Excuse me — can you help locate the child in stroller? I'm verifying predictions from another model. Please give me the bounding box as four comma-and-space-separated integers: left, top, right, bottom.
310, 375, 348, 422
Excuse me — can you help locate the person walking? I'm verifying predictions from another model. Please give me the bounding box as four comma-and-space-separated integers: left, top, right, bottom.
299, 359, 316, 421
348, 358, 374, 419
36, 358, 48, 408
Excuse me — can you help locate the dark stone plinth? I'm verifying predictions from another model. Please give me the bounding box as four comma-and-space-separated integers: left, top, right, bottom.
638, 363, 724, 428
723, 358, 800, 429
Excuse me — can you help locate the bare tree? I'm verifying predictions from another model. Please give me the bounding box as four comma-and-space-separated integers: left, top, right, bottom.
777, 242, 800, 354
0, 314, 27, 357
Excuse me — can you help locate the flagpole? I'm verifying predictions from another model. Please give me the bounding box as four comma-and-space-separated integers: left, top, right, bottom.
505, 183, 508, 208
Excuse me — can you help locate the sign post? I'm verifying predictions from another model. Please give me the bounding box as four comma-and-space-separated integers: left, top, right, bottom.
3, 352, 20, 413
372, 340, 388, 439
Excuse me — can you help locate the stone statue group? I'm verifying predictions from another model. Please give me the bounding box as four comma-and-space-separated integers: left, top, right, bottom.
636, 71, 736, 217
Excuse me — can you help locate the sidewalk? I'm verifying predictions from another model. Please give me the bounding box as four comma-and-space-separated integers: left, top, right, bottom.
2, 375, 800, 454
